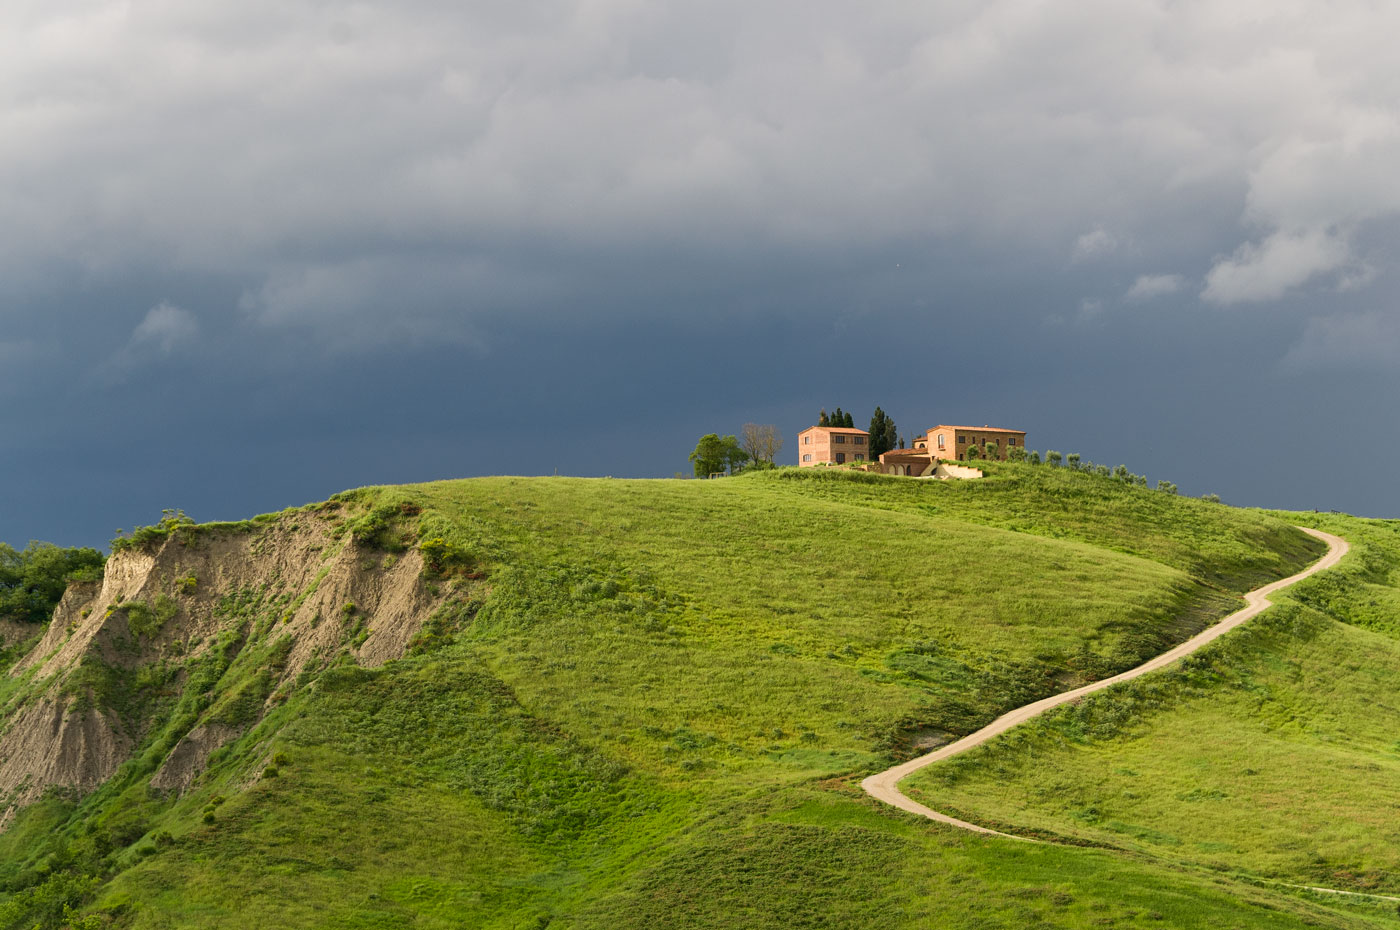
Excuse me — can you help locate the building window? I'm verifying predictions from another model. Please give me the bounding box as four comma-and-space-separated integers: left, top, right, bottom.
957, 435, 966, 443
1008, 437, 1016, 446
854, 454, 864, 461
937, 435, 945, 450
836, 453, 846, 463
853, 436, 865, 445
834, 435, 846, 444
802, 453, 812, 462
803, 435, 811, 444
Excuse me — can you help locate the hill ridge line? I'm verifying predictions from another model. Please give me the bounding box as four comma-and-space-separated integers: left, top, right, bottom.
861, 526, 1349, 840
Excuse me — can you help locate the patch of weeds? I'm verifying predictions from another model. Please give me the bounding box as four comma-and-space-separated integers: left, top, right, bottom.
408, 596, 481, 655
125, 595, 178, 639
111, 509, 196, 554
419, 537, 479, 580
205, 635, 294, 727
346, 494, 423, 552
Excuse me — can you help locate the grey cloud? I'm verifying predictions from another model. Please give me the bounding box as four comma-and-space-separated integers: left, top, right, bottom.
4, 0, 1400, 344
1281, 311, 1400, 370
1072, 228, 1121, 263
131, 302, 198, 354
1201, 228, 1353, 304
94, 301, 199, 381
1126, 274, 1185, 301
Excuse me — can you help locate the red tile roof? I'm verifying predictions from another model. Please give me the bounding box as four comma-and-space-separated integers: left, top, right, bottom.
799, 425, 870, 434
929, 425, 1026, 434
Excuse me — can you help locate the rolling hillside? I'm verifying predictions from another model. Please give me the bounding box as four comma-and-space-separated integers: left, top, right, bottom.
903, 511, 1400, 893
0, 465, 1393, 929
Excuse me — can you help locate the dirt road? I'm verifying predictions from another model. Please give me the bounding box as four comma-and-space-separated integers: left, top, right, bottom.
860, 526, 1349, 838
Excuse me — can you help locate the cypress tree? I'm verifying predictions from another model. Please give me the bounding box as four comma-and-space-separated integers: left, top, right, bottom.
868, 408, 896, 458
868, 408, 884, 455
845, 411, 855, 428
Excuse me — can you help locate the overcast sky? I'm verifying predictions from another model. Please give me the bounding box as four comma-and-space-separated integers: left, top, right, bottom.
4, 0, 1400, 548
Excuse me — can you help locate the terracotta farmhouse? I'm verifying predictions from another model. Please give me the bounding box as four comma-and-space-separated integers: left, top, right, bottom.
798, 423, 1027, 477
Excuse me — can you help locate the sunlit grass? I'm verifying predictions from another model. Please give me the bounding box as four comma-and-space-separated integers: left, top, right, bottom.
2, 466, 1379, 929
904, 513, 1400, 895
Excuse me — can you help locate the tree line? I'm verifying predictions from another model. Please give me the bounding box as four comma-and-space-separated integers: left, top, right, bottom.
689, 423, 785, 477
0, 542, 105, 625
984, 447, 1217, 499
818, 405, 901, 458
689, 405, 906, 477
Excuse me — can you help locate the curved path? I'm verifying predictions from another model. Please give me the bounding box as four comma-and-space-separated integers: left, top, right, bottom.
862, 527, 1348, 839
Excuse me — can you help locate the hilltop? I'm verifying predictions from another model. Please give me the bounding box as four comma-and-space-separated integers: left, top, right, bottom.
0, 465, 1396, 929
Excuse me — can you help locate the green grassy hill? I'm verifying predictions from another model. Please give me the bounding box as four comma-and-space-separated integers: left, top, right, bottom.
1, 465, 1395, 929
903, 511, 1400, 895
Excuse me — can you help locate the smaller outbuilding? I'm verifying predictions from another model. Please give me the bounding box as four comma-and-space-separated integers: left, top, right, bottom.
875, 448, 934, 476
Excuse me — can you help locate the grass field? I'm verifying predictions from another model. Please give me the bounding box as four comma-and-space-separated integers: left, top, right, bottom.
903, 511, 1400, 896
2, 464, 1393, 929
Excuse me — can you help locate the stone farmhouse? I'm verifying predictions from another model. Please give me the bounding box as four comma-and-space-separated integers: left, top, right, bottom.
798, 422, 1027, 478
796, 425, 871, 466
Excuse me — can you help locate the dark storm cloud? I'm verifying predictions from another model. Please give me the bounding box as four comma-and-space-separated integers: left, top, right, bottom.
4, 0, 1400, 546
6, 0, 1399, 321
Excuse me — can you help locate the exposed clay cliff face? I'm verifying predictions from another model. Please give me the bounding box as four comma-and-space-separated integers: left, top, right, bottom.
148, 723, 242, 794
0, 511, 446, 815
0, 700, 130, 806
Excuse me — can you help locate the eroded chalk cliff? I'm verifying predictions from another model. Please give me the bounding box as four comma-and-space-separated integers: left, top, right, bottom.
0, 504, 454, 819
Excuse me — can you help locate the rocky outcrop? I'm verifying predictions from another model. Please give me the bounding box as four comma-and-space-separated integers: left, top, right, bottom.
0, 509, 447, 815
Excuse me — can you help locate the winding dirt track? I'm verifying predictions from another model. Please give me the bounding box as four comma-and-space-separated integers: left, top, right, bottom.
861, 527, 1348, 839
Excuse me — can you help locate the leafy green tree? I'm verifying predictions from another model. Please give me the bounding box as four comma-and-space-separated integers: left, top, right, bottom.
1046, 450, 1062, 466
868, 408, 898, 458
966, 443, 981, 460
1007, 445, 1026, 462
1113, 464, 1130, 481
831, 407, 844, 428
1202, 492, 1221, 503
985, 440, 999, 459
1028, 450, 1041, 464
844, 411, 854, 427
689, 434, 748, 477
1156, 480, 1178, 494
0, 542, 105, 625
818, 409, 830, 427
1066, 453, 1080, 470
